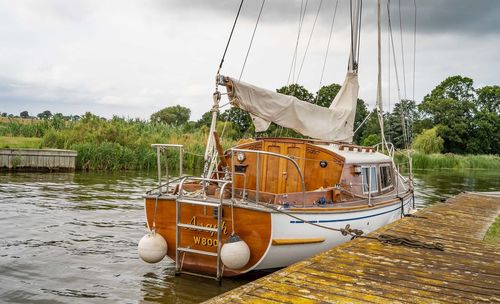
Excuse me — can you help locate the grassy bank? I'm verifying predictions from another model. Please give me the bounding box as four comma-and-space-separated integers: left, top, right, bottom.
0, 136, 42, 148
484, 216, 500, 245
395, 152, 500, 170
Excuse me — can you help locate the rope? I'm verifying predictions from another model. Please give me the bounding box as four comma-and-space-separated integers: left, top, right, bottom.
287, 0, 309, 85
254, 200, 444, 251
238, 0, 266, 81
412, 0, 417, 102
377, 234, 444, 251
296, 0, 323, 83
353, 110, 372, 135
314, 0, 339, 105
398, 0, 407, 100
387, 0, 409, 150
216, 0, 244, 76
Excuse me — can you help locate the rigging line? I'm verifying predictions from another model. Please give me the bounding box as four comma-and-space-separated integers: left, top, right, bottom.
398, 0, 407, 100
217, 0, 245, 75
353, 110, 372, 135
296, 0, 324, 84
314, 0, 339, 105
287, 0, 309, 85
412, 0, 417, 103
239, 0, 266, 81
387, 7, 392, 142
387, 0, 408, 150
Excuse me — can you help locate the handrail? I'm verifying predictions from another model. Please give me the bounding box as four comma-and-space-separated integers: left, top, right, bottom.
178, 176, 231, 200
145, 175, 191, 195
212, 170, 247, 200
230, 148, 307, 207
151, 144, 184, 195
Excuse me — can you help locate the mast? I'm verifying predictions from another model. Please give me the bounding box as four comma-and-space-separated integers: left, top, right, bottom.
348, 0, 361, 74
376, 0, 389, 152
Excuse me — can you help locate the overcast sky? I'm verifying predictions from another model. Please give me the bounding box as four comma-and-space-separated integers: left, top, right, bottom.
0, 0, 499, 120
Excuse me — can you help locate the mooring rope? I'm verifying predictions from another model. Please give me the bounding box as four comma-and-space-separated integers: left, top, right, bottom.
254, 200, 444, 251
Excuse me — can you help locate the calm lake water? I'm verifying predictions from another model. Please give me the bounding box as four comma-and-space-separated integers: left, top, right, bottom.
1, 169, 499, 303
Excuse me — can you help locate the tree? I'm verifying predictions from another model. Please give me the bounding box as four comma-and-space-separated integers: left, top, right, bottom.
353, 99, 369, 145
359, 109, 381, 145
196, 110, 217, 128
277, 84, 314, 102
419, 76, 476, 154
150, 105, 191, 125
476, 85, 500, 113
362, 134, 381, 147
412, 127, 444, 154
20, 111, 29, 118
315, 83, 341, 107
219, 107, 253, 136
386, 99, 419, 149
467, 110, 500, 154
423, 75, 475, 103
38, 110, 52, 120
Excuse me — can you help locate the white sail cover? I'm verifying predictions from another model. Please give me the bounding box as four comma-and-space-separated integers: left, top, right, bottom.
227, 72, 359, 142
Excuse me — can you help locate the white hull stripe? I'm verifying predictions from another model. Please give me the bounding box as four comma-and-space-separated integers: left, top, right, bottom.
289, 201, 410, 224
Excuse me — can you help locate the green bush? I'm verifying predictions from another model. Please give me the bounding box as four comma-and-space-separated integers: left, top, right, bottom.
412, 127, 444, 154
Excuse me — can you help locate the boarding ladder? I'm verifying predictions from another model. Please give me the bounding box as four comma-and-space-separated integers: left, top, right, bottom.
175, 177, 231, 282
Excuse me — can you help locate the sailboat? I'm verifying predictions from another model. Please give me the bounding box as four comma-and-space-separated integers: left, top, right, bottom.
138, 0, 414, 281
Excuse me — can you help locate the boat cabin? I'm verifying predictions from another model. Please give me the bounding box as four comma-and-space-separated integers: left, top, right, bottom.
216, 137, 396, 207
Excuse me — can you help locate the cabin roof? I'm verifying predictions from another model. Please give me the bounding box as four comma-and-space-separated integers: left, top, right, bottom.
320, 144, 392, 164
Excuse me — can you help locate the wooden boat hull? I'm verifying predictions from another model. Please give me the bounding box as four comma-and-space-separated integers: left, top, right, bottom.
144, 194, 413, 276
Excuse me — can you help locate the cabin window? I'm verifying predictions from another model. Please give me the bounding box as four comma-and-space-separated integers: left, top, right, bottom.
380, 165, 393, 190
361, 166, 378, 193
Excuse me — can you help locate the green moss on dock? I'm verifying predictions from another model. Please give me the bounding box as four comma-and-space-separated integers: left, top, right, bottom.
484, 216, 500, 245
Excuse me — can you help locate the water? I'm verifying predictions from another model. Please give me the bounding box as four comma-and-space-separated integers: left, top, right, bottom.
0, 169, 499, 303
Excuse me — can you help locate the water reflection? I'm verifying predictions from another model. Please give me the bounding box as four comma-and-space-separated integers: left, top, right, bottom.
0, 169, 498, 303
413, 169, 500, 208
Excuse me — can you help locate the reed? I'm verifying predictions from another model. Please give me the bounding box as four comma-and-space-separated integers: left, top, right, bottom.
395, 152, 500, 170
40, 113, 236, 171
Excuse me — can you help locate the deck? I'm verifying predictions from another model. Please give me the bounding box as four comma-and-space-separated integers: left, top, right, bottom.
205, 192, 500, 303
0, 148, 77, 171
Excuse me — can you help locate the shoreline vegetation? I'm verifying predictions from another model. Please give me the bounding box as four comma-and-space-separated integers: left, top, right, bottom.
0, 115, 499, 171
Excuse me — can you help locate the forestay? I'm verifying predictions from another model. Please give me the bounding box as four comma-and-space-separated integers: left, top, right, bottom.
226, 72, 359, 142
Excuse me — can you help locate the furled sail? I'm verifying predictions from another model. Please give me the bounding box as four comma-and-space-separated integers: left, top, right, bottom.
226, 72, 359, 142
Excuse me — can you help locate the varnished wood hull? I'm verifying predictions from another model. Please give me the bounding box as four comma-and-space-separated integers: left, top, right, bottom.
144, 193, 413, 277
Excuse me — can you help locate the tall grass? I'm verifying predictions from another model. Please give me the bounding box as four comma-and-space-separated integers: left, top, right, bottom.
40, 113, 235, 171
395, 152, 500, 170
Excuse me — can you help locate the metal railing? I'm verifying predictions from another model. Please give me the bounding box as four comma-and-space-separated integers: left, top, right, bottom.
151, 144, 184, 195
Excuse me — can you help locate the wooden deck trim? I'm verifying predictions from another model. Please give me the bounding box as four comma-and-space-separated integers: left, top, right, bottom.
271, 237, 325, 245
204, 192, 500, 304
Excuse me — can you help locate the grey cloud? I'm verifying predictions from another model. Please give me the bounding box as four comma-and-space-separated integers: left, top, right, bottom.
162, 0, 500, 36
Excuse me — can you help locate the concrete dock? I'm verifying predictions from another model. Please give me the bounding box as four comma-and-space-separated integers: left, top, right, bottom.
0, 148, 77, 171
206, 192, 500, 303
